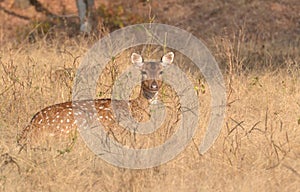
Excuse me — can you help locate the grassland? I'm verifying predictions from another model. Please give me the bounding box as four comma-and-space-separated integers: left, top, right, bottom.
0, 0, 299, 191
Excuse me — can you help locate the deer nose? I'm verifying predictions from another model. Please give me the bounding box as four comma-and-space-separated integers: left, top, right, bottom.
151, 81, 158, 89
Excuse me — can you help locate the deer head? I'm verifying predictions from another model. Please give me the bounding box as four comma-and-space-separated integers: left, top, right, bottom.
131, 52, 174, 100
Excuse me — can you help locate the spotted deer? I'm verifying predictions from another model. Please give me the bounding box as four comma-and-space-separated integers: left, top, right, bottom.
18, 52, 174, 145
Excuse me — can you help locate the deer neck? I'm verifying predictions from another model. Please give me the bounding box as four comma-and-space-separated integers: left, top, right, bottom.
131, 88, 158, 109
142, 89, 158, 104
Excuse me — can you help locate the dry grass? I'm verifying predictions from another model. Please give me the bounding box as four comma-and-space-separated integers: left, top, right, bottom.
0, 0, 300, 191
0, 33, 299, 191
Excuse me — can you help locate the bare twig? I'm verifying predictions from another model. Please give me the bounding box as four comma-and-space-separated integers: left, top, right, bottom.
0, 5, 30, 20
282, 164, 300, 178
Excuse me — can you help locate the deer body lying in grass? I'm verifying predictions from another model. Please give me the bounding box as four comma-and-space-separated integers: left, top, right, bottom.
18, 52, 175, 146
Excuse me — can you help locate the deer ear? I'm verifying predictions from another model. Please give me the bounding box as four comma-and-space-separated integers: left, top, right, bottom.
131, 53, 143, 68
161, 52, 174, 67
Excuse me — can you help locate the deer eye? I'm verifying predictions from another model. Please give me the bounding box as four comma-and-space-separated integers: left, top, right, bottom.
141, 71, 147, 75
159, 71, 163, 75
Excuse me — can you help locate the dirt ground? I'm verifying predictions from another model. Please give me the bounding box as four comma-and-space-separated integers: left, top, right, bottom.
0, 0, 300, 191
